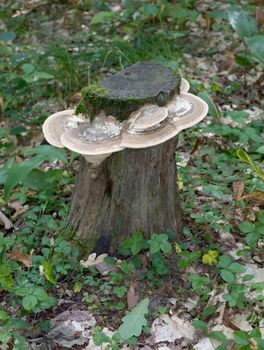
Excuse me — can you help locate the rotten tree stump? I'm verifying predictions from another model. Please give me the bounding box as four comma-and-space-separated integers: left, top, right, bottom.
68, 62, 183, 253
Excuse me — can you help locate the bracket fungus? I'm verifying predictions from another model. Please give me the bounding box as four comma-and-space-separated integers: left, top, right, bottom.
43, 73, 207, 162
42, 62, 208, 252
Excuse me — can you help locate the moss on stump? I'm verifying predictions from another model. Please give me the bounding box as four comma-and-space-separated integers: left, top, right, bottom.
76, 61, 181, 121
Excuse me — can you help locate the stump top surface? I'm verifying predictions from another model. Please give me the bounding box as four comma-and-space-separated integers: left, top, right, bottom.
100, 62, 180, 101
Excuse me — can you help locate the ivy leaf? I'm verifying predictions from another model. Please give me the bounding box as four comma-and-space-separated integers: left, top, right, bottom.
118, 298, 149, 340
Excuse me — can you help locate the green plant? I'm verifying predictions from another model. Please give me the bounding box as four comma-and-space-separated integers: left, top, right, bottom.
219, 255, 246, 284
0, 310, 28, 350
239, 214, 264, 249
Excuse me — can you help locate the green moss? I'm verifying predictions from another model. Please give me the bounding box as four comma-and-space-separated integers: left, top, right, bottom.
75, 83, 151, 122
75, 73, 181, 122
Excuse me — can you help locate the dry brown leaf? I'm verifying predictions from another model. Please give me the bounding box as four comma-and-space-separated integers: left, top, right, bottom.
0, 96, 3, 114
127, 283, 138, 309
232, 181, 244, 201
240, 191, 264, 205
8, 245, 32, 268
9, 201, 29, 219
0, 210, 12, 230
70, 92, 82, 104
256, 6, 264, 25
140, 254, 150, 273
191, 137, 205, 155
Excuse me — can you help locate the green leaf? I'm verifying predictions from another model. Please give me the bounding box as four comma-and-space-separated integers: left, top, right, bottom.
22, 295, 38, 311
130, 231, 145, 255
33, 71, 54, 80
192, 319, 208, 333
219, 255, 232, 268
245, 35, 264, 64
256, 146, 264, 154
220, 270, 235, 283
41, 261, 56, 284
0, 310, 9, 321
228, 262, 246, 274
21, 63, 35, 75
228, 7, 258, 39
148, 234, 172, 254
91, 11, 115, 24
113, 286, 127, 298
210, 331, 227, 342
4, 155, 46, 199
0, 31, 16, 41
118, 298, 149, 340
239, 222, 255, 234
237, 149, 264, 181
73, 281, 82, 293
233, 330, 249, 345
245, 232, 259, 248
198, 93, 220, 120
25, 145, 67, 162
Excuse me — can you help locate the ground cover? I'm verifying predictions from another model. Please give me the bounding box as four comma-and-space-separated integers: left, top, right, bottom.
0, 0, 264, 349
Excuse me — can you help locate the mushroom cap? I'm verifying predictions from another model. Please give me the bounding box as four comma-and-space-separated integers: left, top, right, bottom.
60, 118, 124, 155
128, 105, 168, 130
166, 92, 208, 130
121, 92, 208, 149
180, 78, 190, 93
42, 110, 85, 148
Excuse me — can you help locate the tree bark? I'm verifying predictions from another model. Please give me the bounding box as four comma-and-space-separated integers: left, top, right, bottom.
68, 137, 182, 254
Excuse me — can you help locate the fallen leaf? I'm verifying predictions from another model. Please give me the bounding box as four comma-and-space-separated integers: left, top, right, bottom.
220, 232, 236, 247
8, 245, 32, 267
249, 337, 258, 349
240, 191, 264, 204
9, 200, 29, 219
256, 6, 264, 25
0, 210, 12, 230
140, 254, 149, 273
70, 92, 82, 104
191, 137, 205, 155
232, 181, 244, 201
0, 95, 3, 116
127, 283, 138, 309
80, 253, 108, 267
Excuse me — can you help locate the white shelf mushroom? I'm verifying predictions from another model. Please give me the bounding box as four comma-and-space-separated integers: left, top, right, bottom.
121, 92, 208, 149
180, 78, 190, 93
127, 105, 168, 133
42, 77, 207, 164
42, 110, 86, 148
60, 115, 124, 165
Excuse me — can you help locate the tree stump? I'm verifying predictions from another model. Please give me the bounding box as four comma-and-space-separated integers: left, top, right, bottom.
68, 62, 183, 254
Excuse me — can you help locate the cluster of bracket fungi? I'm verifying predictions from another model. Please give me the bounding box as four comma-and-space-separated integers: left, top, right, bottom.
43, 78, 208, 165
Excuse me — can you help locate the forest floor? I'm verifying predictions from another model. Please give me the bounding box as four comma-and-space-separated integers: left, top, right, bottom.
0, 0, 264, 349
